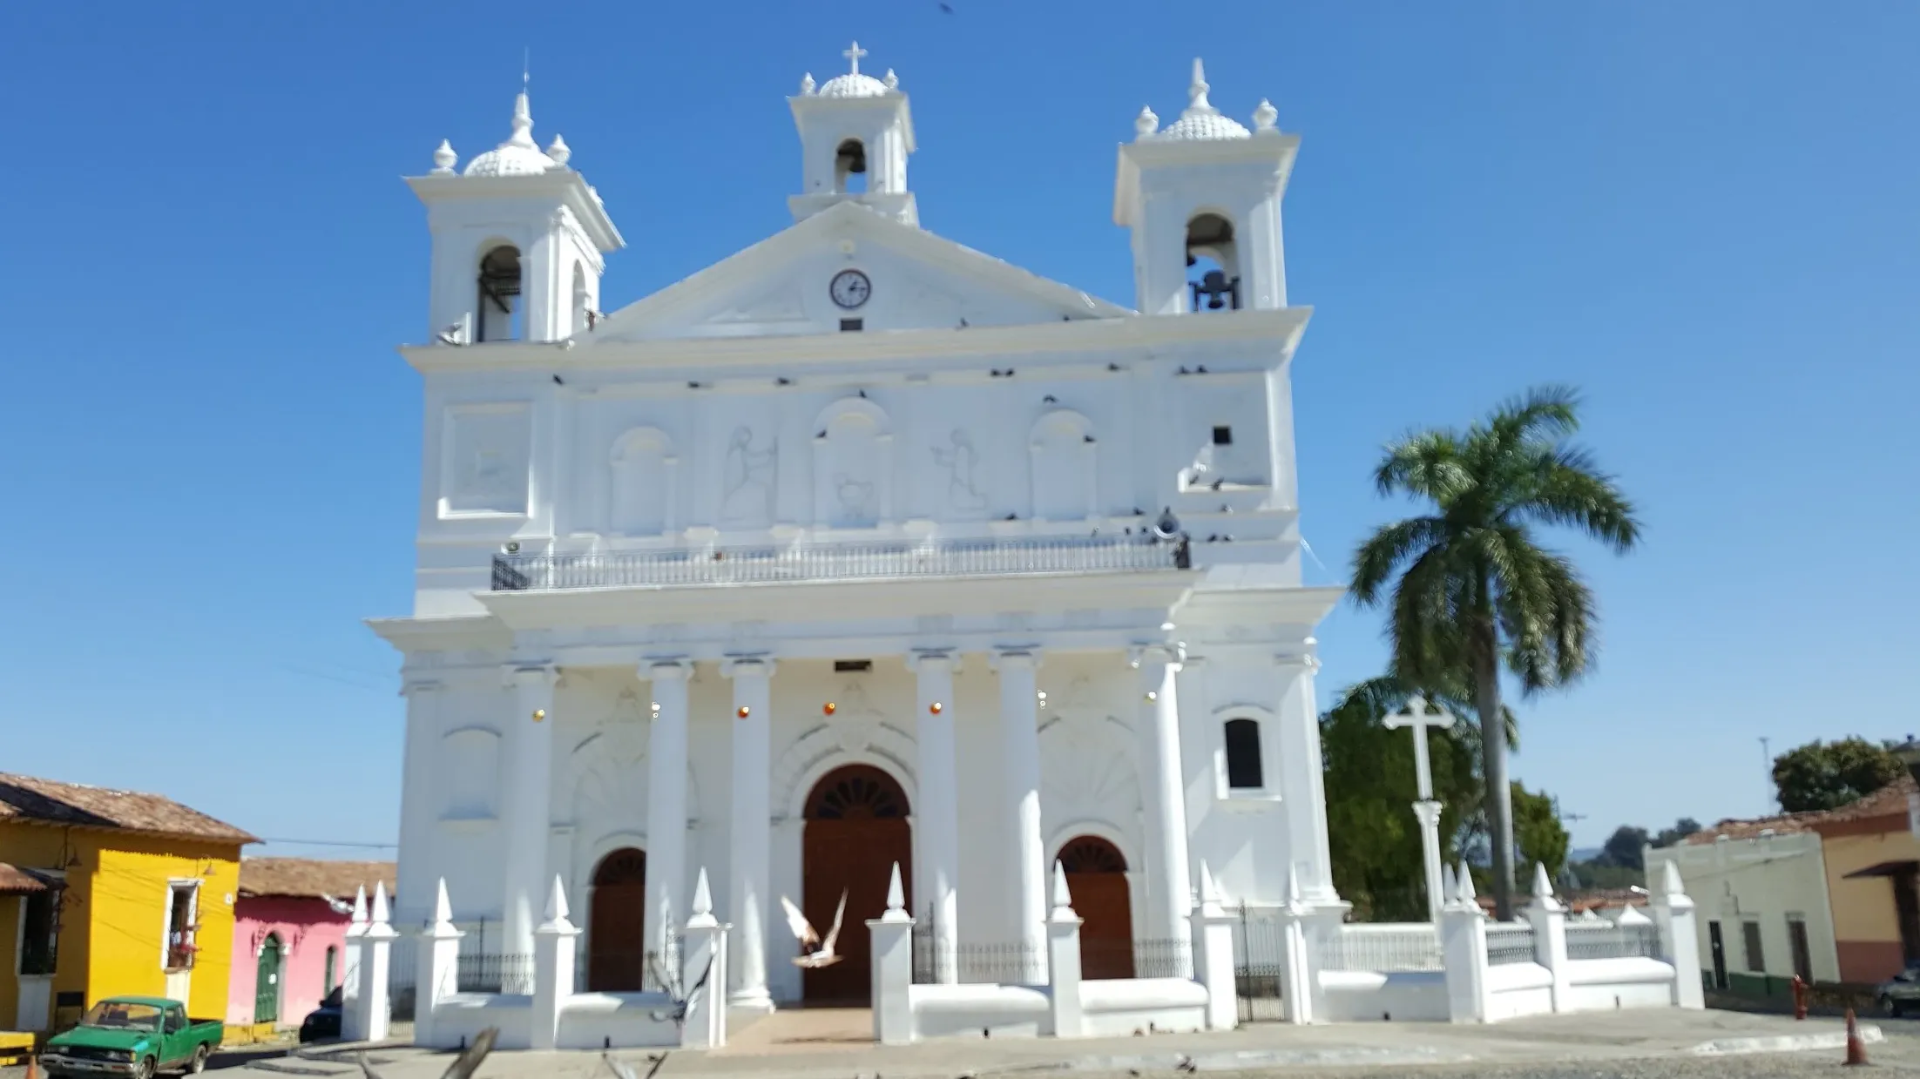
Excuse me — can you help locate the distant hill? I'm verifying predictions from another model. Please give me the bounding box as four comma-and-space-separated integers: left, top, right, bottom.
1570, 846, 1603, 862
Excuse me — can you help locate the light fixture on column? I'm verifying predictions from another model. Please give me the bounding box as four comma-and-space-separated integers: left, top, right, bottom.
823, 701, 837, 715
929, 702, 943, 714
1144, 691, 1157, 702
737, 705, 751, 719
532, 708, 546, 723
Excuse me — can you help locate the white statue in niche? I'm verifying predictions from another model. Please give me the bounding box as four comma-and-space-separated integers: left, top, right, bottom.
834, 473, 876, 520
931, 429, 987, 513
721, 427, 777, 524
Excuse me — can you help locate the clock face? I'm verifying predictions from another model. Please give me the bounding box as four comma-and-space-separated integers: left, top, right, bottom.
830, 269, 872, 310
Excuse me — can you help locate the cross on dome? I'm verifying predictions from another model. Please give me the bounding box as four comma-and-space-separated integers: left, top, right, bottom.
811, 41, 895, 99
844, 41, 868, 75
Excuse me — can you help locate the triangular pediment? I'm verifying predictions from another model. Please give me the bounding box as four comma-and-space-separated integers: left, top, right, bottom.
588, 201, 1132, 343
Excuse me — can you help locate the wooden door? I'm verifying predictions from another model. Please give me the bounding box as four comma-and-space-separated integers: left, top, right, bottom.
802, 765, 912, 1003
254, 934, 281, 1024
589, 848, 648, 991
1060, 836, 1134, 980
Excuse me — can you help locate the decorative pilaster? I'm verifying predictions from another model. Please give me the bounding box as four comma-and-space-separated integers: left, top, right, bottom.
681, 868, 730, 1049
1275, 649, 1338, 906
531, 876, 580, 1051
352, 883, 396, 1043
723, 656, 775, 1012
1189, 863, 1239, 1031
867, 863, 916, 1045
1046, 862, 1084, 1039
1131, 644, 1193, 964
1525, 863, 1570, 1013
910, 650, 960, 984
645, 660, 692, 965
396, 679, 441, 928
1652, 861, 1706, 1009
413, 879, 463, 1048
501, 664, 558, 985
994, 648, 1048, 985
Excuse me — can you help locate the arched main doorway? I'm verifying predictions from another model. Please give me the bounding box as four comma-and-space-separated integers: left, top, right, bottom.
802, 764, 912, 1002
254, 933, 282, 1024
588, 847, 648, 991
1059, 836, 1134, 979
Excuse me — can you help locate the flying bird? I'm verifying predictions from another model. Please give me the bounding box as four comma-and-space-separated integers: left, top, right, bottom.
781, 891, 848, 968
939, 2, 954, 12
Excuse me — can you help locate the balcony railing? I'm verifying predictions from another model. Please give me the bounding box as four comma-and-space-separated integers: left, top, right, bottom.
491, 533, 1190, 592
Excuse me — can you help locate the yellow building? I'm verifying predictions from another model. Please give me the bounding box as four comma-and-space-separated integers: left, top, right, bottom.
0, 773, 255, 1034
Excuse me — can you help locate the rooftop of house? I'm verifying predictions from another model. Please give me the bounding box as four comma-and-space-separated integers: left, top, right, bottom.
238, 858, 395, 901
1680, 774, 1917, 845
0, 861, 59, 894
0, 772, 256, 845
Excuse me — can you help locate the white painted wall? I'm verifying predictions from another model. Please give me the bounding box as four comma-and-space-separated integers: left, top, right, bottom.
1646, 834, 1841, 985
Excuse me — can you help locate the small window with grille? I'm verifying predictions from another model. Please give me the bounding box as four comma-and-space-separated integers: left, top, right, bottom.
1224, 717, 1265, 791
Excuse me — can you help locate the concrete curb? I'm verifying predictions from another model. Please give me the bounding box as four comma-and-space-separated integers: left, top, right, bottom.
1688, 1023, 1885, 1055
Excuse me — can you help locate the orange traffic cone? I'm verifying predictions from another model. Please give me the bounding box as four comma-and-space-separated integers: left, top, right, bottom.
26, 1050, 38, 1079
1846, 1007, 1869, 1066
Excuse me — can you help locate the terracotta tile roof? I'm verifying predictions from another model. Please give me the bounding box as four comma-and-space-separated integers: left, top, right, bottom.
239, 858, 395, 900
0, 862, 58, 894
0, 773, 256, 844
1680, 774, 1917, 844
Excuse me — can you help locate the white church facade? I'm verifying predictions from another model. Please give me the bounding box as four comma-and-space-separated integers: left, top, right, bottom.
371, 46, 1344, 1010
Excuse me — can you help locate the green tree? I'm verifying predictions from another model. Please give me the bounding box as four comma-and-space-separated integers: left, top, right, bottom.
1512, 783, 1570, 881
1351, 387, 1641, 918
1600, 825, 1650, 870
1773, 737, 1904, 812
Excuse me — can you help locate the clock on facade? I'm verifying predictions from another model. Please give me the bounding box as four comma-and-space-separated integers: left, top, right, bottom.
829, 269, 871, 309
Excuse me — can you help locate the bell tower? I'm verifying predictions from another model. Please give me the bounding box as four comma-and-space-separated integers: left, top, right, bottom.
788, 42, 918, 226
407, 87, 624, 344
1113, 60, 1299, 316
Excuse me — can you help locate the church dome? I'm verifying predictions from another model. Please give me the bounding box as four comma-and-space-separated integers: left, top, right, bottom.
1144, 59, 1252, 142
817, 71, 890, 99
462, 91, 560, 177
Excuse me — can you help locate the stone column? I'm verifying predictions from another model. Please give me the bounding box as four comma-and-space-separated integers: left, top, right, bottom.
911, 651, 960, 984
1132, 646, 1193, 958
995, 649, 1048, 985
646, 660, 692, 966
395, 679, 441, 928
531, 877, 580, 1051
413, 879, 463, 1048
867, 864, 916, 1046
501, 664, 558, 984
723, 657, 775, 1013
1046, 862, 1084, 1039
1413, 800, 1446, 924
1275, 650, 1338, 906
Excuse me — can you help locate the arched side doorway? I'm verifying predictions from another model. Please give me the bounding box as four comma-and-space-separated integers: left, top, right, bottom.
254, 933, 282, 1024
1059, 836, 1134, 979
802, 764, 912, 1003
588, 847, 648, 991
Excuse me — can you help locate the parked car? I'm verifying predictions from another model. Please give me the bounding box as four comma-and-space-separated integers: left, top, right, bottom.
1879, 966, 1920, 1017
298, 988, 343, 1043
40, 997, 223, 1078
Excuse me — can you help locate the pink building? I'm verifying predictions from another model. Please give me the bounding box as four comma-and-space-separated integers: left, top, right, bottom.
228, 859, 394, 1027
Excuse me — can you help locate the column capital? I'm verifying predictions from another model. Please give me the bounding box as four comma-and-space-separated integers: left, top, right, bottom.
720, 655, 777, 679
503, 664, 557, 690
1128, 643, 1185, 669
1273, 650, 1321, 672
1411, 800, 1444, 826
643, 658, 691, 681
989, 648, 1041, 671
907, 649, 959, 674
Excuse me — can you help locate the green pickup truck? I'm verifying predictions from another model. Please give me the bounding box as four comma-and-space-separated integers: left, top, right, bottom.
40, 997, 222, 1079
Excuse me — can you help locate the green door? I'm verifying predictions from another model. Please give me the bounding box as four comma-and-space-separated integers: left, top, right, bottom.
255, 935, 282, 1024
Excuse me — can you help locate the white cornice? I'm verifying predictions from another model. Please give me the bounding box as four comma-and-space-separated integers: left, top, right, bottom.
399, 306, 1310, 376
365, 615, 514, 654
405, 170, 624, 252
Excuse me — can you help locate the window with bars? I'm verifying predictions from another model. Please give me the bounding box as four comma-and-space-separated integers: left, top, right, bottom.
1742, 919, 1766, 973
1224, 718, 1265, 791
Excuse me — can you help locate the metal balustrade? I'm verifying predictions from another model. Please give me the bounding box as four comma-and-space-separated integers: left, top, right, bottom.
1485, 923, 1538, 966
1314, 924, 1443, 972
1566, 920, 1663, 961
492, 533, 1189, 591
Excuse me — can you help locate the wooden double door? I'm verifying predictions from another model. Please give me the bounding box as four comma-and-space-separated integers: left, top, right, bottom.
588, 847, 649, 991
1060, 836, 1135, 979
801, 765, 912, 1003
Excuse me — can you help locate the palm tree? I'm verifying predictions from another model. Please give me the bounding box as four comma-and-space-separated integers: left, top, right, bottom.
1350, 387, 1639, 919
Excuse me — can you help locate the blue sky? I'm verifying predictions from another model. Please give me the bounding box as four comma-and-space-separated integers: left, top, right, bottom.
2, 1, 1914, 859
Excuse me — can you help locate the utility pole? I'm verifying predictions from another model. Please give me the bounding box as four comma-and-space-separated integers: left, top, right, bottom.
1759, 737, 1774, 814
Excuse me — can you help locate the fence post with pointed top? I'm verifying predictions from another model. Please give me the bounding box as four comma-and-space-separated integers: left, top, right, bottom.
414, 878, 465, 1047
681, 867, 729, 1048
532, 875, 580, 1050
1651, 860, 1705, 1008
1274, 865, 1316, 1024
1047, 860, 1085, 1038
1188, 862, 1238, 1030
340, 885, 369, 1039
867, 863, 916, 1044
1525, 862, 1570, 1013
1439, 859, 1490, 1023
353, 882, 397, 1042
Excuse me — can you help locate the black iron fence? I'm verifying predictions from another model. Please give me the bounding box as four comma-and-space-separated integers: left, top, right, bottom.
1231, 904, 1285, 1023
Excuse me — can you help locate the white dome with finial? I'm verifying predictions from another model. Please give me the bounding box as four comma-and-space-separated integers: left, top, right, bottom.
815, 41, 893, 98
1153, 59, 1251, 142
463, 90, 559, 177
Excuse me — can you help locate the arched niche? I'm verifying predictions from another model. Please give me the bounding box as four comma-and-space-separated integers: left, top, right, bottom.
1029, 409, 1097, 521
607, 426, 677, 536
440, 726, 501, 820
813, 397, 893, 528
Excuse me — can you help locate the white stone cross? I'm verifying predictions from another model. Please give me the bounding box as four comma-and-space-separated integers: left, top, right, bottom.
1384, 694, 1455, 800
844, 41, 868, 75
1385, 695, 1456, 923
